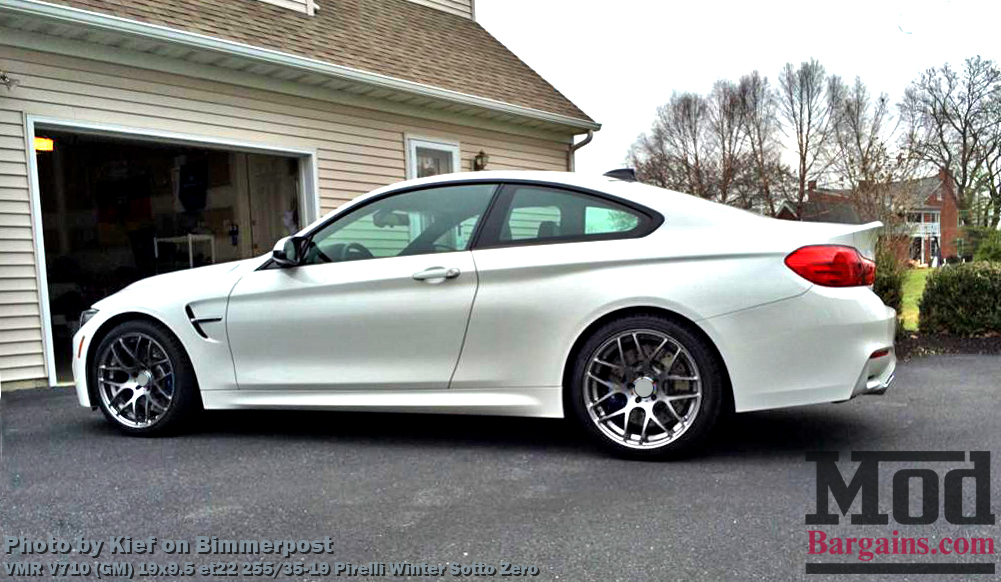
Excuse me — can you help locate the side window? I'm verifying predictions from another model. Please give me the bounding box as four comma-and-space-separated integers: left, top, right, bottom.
407, 137, 460, 179
497, 186, 648, 244
302, 184, 495, 265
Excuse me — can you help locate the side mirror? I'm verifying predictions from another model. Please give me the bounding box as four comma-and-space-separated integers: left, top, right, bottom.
272, 236, 305, 267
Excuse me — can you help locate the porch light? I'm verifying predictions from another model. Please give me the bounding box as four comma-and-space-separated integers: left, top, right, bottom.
34, 137, 54, 152
473, 150, 489, 171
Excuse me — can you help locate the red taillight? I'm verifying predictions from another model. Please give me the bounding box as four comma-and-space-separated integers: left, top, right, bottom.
785, 245, 875, 287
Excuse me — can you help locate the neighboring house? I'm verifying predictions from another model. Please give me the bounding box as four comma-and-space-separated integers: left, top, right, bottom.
776, 169, 960, 265
0, 0, 598, 387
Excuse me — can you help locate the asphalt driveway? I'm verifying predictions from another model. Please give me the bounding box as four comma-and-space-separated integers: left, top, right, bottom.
1, 355, 999, 581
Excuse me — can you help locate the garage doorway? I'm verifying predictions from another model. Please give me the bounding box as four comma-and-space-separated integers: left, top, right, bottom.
32, 126, 314, 383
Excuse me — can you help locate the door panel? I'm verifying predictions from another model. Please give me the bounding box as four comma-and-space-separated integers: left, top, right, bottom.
227, 252, 477, 391
226, 182, 497, 392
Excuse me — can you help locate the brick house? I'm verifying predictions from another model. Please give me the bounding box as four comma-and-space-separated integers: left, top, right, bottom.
778, 169, 960, 264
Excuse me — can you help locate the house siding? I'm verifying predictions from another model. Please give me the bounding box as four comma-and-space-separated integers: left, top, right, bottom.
0, 108, 45, 383
402, 0, 474, 19
0, 43, 572, 386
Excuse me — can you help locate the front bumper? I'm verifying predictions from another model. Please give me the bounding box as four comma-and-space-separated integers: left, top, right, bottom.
71, 326, 92, 408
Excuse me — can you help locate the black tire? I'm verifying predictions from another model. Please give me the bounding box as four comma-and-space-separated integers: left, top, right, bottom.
91, 320, 199, 436
568, 314, 725, 460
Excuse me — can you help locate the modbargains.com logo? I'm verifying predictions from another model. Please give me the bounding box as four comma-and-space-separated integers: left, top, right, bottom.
804, 451, 996, 575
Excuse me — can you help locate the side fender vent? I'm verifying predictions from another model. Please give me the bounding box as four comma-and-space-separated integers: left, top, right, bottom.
186, 305, 222, 339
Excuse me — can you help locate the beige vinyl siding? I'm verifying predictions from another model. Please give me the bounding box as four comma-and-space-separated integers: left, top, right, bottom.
0, 109, 46, 383
255, 0, 317, 16
402, 0, 473, 19
0, 43, 571, 384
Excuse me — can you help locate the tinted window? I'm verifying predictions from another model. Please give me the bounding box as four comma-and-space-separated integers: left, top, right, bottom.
497, 186, 647, 243
302, 184, 495, 265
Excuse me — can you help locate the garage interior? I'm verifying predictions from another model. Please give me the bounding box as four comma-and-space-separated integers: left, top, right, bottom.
35, 130, 304, 382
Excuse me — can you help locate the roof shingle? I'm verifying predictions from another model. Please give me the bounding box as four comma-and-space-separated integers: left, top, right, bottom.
40, 0, 593, 123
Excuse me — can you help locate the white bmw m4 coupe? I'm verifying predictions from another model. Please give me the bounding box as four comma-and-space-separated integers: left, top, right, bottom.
72, 171, 896, 458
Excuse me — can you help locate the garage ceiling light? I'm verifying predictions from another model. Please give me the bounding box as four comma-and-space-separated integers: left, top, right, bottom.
34, 137, 54, 152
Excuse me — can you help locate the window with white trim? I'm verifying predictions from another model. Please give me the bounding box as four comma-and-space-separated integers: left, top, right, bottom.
407, 137, 461, 179
254, 0, 317, 16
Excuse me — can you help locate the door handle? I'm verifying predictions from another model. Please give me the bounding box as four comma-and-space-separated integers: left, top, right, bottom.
412, 266, 461, 282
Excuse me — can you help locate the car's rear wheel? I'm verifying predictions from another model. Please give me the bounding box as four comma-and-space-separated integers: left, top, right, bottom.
92, 320, 198, 436
569, 315, 724, 459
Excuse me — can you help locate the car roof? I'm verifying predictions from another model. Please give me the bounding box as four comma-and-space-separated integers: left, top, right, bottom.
305, 171, 769, 233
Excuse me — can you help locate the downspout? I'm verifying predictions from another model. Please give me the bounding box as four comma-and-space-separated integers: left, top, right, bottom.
568, 130, 593, 172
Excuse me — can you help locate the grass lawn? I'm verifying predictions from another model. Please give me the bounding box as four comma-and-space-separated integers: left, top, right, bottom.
901, 269, 932, 331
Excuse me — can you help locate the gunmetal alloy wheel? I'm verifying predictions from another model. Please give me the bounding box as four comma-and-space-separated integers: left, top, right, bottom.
93, 320, 198, 435
570, 315, 724, 458
97, 333, 175, 428
585, 329, 702, 449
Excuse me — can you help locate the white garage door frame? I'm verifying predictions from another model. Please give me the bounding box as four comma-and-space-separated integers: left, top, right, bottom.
25, 115, 321, 387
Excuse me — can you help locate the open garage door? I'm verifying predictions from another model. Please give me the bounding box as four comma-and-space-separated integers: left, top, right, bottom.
34, 129, 311, 382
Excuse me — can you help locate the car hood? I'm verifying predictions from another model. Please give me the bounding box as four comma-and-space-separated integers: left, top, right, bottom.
93, 257, 263, 310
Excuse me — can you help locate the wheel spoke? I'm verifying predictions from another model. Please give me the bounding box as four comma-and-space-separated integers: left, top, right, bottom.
148, 398, 167, 414
632, 333, 647, 362
649, 412, 670, 434
665, 394, 699, 402
593, 358, 623, 371
117, 337, 137, 363
620, 405, 635, 440
596, 406, 627, 424
648, 337, 668, 365
639, 411, 652, 442
109, 343, 135, 373
586, 372, 619, 391
665, 401, 686, 425
664, 375, 699, 382
660, 346, 681, 374
616, 337, 627, 367
588, 390, 620, 410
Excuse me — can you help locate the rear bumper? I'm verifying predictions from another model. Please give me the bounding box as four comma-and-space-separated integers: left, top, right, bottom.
850, 347, 896, 398
702, 286, 897, 412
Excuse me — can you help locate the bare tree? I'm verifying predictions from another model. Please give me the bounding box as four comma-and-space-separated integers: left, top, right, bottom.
777, 58, 840, 214
631, 92, 714, 199
900, 55, 1001, 225
707, 80, 746, 205
737, 71, 787, 214
974, 88, 1001, 226
829, 76, 919, 229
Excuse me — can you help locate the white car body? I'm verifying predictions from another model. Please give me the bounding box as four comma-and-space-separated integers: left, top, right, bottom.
72, 171, 896, 421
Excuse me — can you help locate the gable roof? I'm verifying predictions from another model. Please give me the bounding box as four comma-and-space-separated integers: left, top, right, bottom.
31, 0, 594, 125
812, 176, 946, 209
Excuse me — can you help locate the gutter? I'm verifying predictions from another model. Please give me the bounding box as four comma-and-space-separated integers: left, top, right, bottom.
568, 130, 593, 171
0, 0, 601, 132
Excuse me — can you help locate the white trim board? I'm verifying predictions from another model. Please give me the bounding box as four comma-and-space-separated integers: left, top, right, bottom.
405, 135, 461, 179
24, 116, 320, 386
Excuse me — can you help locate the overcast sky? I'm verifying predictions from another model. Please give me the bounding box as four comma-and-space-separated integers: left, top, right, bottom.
477, 0, 1001, 174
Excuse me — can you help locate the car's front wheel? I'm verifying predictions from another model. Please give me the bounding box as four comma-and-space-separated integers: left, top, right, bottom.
91, 320, 198, 436
569, 314, 725, 459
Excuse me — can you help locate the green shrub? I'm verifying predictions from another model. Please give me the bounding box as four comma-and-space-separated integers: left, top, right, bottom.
873, 246, 904, 313
973, 229, 1001, 262
919, 262, 1001, 336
